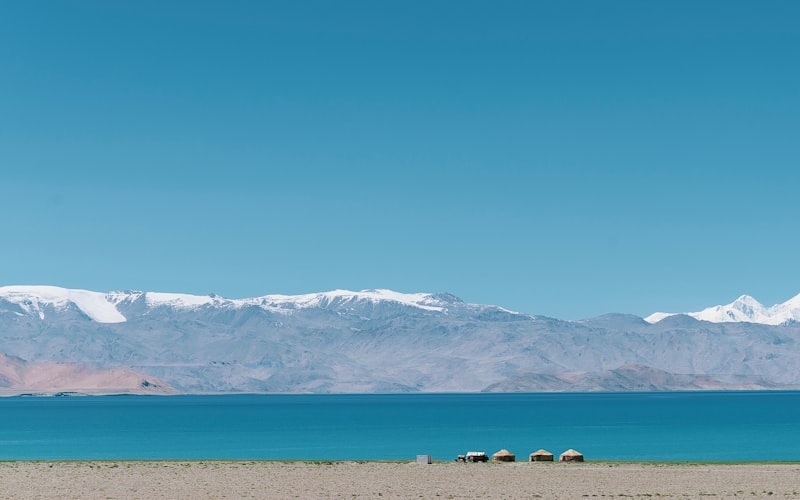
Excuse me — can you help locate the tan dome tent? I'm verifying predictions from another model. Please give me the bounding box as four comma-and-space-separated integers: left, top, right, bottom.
559, 449, 584, 462
529, 449, 554, 462
492, 449, 516, 462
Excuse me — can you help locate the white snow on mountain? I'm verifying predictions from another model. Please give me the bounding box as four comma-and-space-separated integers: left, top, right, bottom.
0, 285, 127, 323
144, 291, 220, 309
139, 288, 449, 313
646, 293, 800, 325
0, 286, 450, 323
250, 289, 447, 312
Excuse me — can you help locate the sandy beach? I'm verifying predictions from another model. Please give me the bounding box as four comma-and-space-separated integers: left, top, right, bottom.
1, 461, 798, 499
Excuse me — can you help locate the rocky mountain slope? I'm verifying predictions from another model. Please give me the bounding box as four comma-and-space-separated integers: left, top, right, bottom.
0, 352, 175, 395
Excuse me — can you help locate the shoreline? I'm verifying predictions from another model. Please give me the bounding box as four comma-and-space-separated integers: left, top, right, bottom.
2, 458, 800, 464
4, 387, 800, 398
1, 461, 798, 498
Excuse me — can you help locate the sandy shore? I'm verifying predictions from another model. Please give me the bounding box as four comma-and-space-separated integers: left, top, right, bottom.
1, 461, 799, 499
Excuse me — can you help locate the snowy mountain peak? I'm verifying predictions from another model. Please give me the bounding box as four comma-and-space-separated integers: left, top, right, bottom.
733, 294, 761, 306
646, 293, 800, 326
783, 293, 800, 308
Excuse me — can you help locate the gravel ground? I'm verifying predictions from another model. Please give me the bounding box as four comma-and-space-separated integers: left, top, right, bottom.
0, 461, 799, 499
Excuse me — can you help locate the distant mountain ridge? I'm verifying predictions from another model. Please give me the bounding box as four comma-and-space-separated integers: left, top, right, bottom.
1, 285, 800, 394
482, 365, 784, 392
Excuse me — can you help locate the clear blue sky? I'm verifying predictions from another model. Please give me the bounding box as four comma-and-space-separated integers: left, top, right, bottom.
2, 1, 798, 319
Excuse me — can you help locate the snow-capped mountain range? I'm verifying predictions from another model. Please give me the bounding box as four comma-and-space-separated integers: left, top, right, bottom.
646, 294, 800, 326
2, 285, 800, 394
0, 286, 460, 324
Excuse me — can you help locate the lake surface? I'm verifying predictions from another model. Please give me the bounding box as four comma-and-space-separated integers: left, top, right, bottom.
2, 392, 799, 461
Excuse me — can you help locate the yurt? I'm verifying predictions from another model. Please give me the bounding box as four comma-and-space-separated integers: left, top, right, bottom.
529, 449, 554, 462
492, 449, 516, 462
559, 449, 584, 462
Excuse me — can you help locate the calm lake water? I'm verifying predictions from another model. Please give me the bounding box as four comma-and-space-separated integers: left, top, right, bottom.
1, 392, 799, 461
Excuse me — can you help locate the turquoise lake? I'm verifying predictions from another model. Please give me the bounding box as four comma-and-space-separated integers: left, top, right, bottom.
2, 392, 799, 461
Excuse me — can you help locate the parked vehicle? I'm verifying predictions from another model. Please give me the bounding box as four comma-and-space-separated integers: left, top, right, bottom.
465, 451, 488, 462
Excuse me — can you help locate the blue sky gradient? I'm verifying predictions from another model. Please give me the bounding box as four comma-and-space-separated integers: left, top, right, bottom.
2, 1, 798, 319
